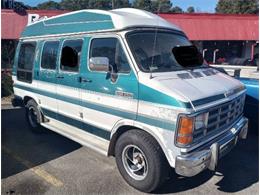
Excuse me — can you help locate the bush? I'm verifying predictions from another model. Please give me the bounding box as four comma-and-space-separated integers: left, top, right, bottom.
1, 72, 13, 97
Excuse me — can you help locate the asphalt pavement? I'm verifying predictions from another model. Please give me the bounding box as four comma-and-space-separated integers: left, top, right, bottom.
1, 107, 259, 194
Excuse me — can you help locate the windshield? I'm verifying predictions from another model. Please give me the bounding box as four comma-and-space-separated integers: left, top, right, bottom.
126, 30, 206, 72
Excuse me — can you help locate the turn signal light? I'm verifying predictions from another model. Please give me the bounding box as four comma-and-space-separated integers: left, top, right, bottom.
176, 116, 194, 145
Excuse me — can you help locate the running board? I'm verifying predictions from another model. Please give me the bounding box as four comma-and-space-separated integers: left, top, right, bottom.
41, 118, 110, 156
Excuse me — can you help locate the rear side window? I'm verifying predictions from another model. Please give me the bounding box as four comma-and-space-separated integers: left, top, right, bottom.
17, 42, 36, 83
41, 41, 59, 70
90, 38, 131, 73
60, 39, 83, 72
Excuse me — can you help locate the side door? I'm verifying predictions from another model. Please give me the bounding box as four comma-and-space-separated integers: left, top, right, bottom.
56, 38, 83, 126
79, 36, 138, 138
38, 40, 60, 117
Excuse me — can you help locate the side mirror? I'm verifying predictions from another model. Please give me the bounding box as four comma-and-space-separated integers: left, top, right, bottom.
89, 57, 109, 72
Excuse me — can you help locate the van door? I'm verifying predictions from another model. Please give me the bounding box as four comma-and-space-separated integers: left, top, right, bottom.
56, 39, 83, 126
79, 36, 138, 139
38, 40, 60, 117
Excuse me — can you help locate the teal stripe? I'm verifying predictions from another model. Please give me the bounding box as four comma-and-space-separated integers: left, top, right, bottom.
21, 12, 114, 38
41, 107, 110, 140
14, 84, 176, 131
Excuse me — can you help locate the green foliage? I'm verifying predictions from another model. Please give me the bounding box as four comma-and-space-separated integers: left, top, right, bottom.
1, 72, 13, 98
88, 0, 112, 10
1, 40, 17, 69
37, 0, 61, 10
60, 0, 131, 10
170, 6, 183, 13
187, 6, 195, 13
113, 0, 131, 9
216, 0, 259, 14
151, 0, 172, 13
132, 0, 153, 11
60, 0, 90, 11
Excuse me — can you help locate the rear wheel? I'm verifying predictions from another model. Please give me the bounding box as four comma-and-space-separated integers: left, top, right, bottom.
115, 130, 169, 192
25, 99, 45, 133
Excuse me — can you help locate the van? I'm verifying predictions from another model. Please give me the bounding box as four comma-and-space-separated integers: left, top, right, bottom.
12, 8, 248, 192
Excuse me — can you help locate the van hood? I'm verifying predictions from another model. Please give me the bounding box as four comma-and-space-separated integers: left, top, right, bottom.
139, 68, 245, 108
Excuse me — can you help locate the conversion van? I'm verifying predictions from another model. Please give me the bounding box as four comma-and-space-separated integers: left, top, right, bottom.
12, 8, 248, 192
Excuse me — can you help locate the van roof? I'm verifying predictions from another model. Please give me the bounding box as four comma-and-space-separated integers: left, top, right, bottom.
21, 8, 181, 39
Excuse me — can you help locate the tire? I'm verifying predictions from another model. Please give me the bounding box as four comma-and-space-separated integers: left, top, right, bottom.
115, 129, 169, 192
25, 99, 45, 133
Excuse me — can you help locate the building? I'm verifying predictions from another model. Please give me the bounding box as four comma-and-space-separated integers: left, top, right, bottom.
1, 9, 259, 68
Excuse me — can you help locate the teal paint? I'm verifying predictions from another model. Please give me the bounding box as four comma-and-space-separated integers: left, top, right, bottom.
139, 83, 190, 108
21, 12, 115, 38
13, 84, 176, 131
41, 107, 111, 140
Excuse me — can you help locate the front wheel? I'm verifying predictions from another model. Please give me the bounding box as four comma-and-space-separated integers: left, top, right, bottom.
115, 130, 169, 192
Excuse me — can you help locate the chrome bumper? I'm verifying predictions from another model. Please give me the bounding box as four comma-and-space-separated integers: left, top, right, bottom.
175, 117, 248, 177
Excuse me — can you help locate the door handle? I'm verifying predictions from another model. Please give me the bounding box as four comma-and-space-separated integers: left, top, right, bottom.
79, 77, 92, 83
56, 75, 64, 79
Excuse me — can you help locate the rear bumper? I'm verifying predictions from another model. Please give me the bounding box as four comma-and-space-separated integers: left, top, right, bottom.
175, 116, 248, 177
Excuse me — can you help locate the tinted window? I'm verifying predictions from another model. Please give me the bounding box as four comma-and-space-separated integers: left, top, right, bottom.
41, 41, 59, 70
17, 42, 36, 82
127, 31, 207, 72
60, 39, 83, 72
90, 38, 131, 73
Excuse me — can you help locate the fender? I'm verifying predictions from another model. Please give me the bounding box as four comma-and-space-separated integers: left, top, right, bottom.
109, 118, 176, 167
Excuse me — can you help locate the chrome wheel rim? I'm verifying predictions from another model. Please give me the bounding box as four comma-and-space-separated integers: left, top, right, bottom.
28, 106, 38, 128
122, 145, 148, 180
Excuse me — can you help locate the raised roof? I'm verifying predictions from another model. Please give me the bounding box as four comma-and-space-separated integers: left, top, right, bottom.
21, 8, 180, 38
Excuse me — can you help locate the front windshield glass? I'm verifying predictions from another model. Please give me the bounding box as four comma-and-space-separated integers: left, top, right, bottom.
127, 30, 206, 72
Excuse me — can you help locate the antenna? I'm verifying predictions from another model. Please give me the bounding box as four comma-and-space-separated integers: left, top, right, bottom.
150, 1, 161, 79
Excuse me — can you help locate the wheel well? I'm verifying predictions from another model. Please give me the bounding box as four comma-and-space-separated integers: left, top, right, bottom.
108, 125, 164, 158
23, 96, 48, 123
23, 96, 33, 106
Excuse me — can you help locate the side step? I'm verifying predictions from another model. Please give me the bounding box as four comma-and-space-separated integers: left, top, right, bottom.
41, 118, 110, 156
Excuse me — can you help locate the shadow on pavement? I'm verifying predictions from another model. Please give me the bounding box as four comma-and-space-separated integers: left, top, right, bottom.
1, 108, 81, 179
157, 132, 258, 194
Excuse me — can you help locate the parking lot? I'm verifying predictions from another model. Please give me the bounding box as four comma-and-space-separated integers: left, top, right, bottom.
1, 107, 259, 194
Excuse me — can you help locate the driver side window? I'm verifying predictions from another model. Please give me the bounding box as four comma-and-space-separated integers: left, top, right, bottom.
89, 38, 131, 73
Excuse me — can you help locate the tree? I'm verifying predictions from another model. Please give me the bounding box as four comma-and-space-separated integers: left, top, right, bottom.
216, 0, 258, 14
88, 0, 112, 10
187, 6, 195, 13
37, 1, 61, 10
1, 40, 17, 68
132, 0, 153, 12
112, 0, 131, 9
170, 6, 183, 13
151, 0, 172, 13
60, 0, 90, 11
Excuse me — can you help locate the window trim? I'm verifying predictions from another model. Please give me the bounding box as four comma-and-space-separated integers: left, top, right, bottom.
59, 38, 84, 74
88, 35, 132, 75
17, 41, 37, 83
40, 40, 60, 71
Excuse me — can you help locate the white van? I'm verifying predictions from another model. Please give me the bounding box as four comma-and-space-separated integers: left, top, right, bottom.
12, 8, 248, 192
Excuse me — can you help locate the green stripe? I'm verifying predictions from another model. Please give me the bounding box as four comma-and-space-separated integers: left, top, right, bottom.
14, 84, 176, 131
41, 107, 110, 140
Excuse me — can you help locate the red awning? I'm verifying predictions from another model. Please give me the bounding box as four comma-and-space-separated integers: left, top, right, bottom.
159, 13, 259, 41
1, 9, 259, 41
1, 9, 67, 40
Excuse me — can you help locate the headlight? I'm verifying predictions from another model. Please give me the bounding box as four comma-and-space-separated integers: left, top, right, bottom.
176, 112, 209, 146
194, 113, 209, 131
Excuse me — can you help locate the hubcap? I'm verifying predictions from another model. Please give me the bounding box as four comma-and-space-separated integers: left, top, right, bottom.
28, 106, 38, 128
122, 145, 148, 180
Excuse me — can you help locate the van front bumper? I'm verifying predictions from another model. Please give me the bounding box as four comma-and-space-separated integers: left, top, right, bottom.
175, 117, 248, 177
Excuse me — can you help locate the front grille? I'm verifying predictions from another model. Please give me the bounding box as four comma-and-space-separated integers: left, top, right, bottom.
193, 93, 246, 140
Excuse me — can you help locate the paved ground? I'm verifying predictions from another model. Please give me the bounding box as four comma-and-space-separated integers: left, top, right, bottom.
1, 107, 259, 195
